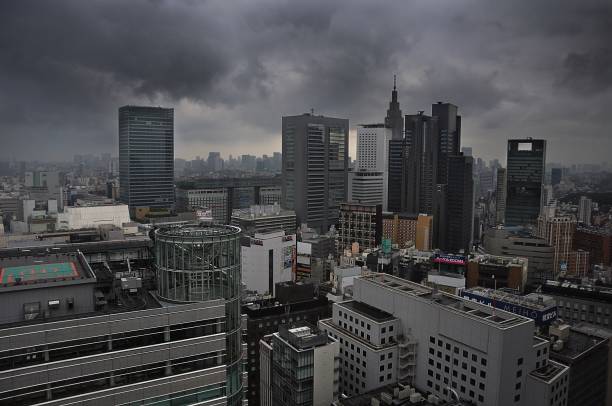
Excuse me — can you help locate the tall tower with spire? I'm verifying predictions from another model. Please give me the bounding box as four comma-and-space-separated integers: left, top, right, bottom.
385, 75, 403, 140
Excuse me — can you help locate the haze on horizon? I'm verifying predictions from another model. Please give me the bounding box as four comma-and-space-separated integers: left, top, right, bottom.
0, 0, 611, 165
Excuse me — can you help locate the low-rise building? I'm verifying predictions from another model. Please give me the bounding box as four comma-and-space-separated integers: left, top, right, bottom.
56, 204, 131, 230
231, 204, 296, 235
542, 280, 612, 329
466, 254, 528, 292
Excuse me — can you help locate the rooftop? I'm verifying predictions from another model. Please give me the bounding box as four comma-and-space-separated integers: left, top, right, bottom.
463, 287, 556, 311
340, 300, 395, 322
155, 224, 241, 239
277, 323, 333, 350
358, 274, 530, 328
336, 383, 473, 406
549, 326, 608, 361
528, 360, 568, 384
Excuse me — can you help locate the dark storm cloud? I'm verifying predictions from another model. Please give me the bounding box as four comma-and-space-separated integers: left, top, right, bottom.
0, 0, 611, 163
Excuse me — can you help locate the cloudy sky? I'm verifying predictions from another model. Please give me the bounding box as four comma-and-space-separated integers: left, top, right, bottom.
1, 0, 611, 164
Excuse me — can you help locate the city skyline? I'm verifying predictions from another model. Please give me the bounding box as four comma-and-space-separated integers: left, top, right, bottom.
1, 0, 611, 164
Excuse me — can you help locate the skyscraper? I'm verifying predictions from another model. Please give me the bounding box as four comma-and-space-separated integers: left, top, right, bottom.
505, 138, 546, 227
384, 75, 403, 140
119, 106, 174, 212
403, 112, 438, 214
432, 102, 461, 185
282, 113, 349, 232
496, 167, 507, 225
446, 153, 474, 253
386, 138, 406, 212
351, 124, 390, 209
578, 195, 592, 225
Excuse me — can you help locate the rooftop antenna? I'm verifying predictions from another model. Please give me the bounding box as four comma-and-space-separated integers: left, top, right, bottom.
393, 74, 397, 90
310, 108, 315, 115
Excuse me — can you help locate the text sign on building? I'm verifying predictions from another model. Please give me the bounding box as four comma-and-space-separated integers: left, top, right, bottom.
461, 291, 558, 325
433, 254, 467, 266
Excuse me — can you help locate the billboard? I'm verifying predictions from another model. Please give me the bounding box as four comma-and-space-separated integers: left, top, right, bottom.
461, 291, 557, 325
382, 239, 392, 254
433, 254, 467, 266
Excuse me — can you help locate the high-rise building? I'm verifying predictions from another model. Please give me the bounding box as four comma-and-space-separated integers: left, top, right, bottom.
348, 170, 386, 207
537, 215, 580, 276
282, 113, 349, 232
495, 168, 507, 225
505, 139, 546, 227
578, 196, 592, 225
261, 324, 340, 406
382, 212, 433, 250
231, 204, 296, 235
403, 112, 439, 214
551, 168, 563, 186
386, 138, 406, 212
320, 273, 569, 406
119, 106, 174, 212
352, 124, 391, 210
432, 102, 461, 185
446, 154, 474, 253
384, 76, 403, 140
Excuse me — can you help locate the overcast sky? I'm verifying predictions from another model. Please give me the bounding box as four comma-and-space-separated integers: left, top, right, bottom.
1, 0, 611, 164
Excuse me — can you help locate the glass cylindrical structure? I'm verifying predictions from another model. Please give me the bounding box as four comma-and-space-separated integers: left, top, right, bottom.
155, 224, 242, 405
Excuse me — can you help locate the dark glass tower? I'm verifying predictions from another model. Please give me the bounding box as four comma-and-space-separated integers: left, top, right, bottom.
446, 154, 474, 253
119, 106, 174, 211
385, 75, 404, 140
432, 102, 461, 185
505, 139, 546, 227
281, 113, 349, 232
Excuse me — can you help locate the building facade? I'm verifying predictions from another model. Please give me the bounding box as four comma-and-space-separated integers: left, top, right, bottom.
231, 204, 296, 236
337, 202, 382, 253
382, 213, 433, 250
505, 139, 546, 227
119, 106, 174, 211
445, 154, 474, 253
495, 168, 507, 225
282, 113, 349, 232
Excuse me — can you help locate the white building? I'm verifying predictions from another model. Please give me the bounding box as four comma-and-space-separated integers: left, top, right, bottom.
241, 230, 295, 296
320, 273, 569, 406
57, 204, 131, 230
349, 125, 391, 211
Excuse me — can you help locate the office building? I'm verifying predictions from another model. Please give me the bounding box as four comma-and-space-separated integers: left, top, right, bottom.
348, 171, 386, 208
466, 254, 528, 292
241, 230, 295, 296
118, 106, 174, 212
337, 202, 382, 253
243, 283, 331, 405
483, 227, 555, 287
505, 139, 546, 227
56, 204, 131, 230
551, 168, 563, 186
261, 324, 340, 406
320, 273, 568, 406
384, 76, 403, 140
536, 215, 589, 277
548, 322, 612, 406
0, 247, 239, 405
282, 113, 349, 232
176, 176, 281, 224
542, 280, 612, 329
382, 213, 433, 250
231, 204, 296, 235
386, 138, 406, 212
495, 168, 507, 225
154, 224, 243, 404
574, 226, 612, 267
403, 112, 438, 215
432, 102, 461, 185
446, 154, 474, 253
296, 228, 337, 282
578, 196, 592, 225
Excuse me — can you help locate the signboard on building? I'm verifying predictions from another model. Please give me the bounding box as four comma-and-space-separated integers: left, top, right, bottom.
195, 207, 213, 222
461, 291, 557, 325
433, 254, 467, 266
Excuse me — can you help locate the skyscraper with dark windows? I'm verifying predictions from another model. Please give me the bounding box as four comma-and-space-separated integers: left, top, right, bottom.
403, 112, 439, 214
119, 106, 174, 212
446, 153, 474, 253
281, 113, 349, 233
432, 102, 461, 185
505, 139, 546, 227
384, 75, 403, 140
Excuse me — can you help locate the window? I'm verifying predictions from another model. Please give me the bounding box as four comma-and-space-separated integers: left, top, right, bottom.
480, 371, 486, 378
380, 355, 385, 361
517, 358, 523, 366
514, 394, 521, 402
472, 354, 477, 362
481, 358, 487, 366
463, 350, 468, 357
430, 336, 436, 344
516, 370, 522, 378
387, 353, 392, 359
381, 327, 386, 333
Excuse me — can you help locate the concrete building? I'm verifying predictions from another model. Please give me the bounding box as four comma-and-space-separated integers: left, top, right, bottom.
296, 230, 336, 283
282, 113, 349, 233
320, 273, 568, 406
505, 139, 546, 227
382, 213, 433, 250
551, 168, 563, 186
241, 230, 295, 296
0, 247, 239, 405
578, 195, 592, 225
56, 204, 131, 230
483, 226, 555, 287
432, 102, 461, 186
574, 226, 612, 267
337, 202, 382, 253
261, 324, 340, 406
352, 124, 391, 210
176, 176, 281, 224
243, 284, 331, 405
495, 168, 507, 225
536, 215, 589, 277
542, 280, 612, 329
231, 204, 296, 235
467, 254, 528, 292
333, 382, 472, 405
348, 170, 386, 208
119, 106, 174, 212
547, 322, 611, 406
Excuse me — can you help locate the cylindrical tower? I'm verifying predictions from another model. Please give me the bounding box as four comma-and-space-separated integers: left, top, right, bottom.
155, 224, 242, 405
